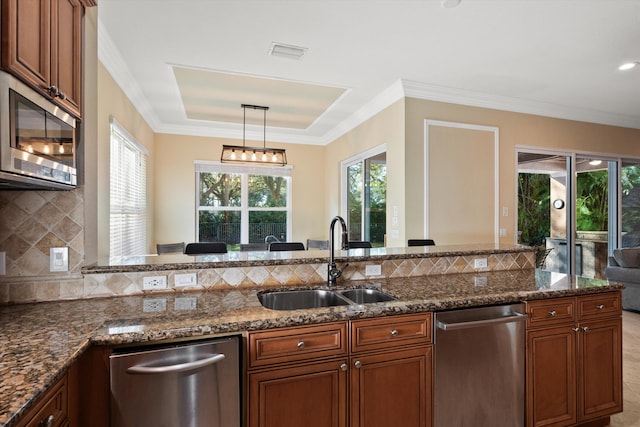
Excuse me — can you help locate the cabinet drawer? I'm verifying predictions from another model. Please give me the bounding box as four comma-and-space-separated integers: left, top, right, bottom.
526, 297, 576, 328
578, 292, 621, 321
351, 313, 432, 353
248, 322, 347, 368
17, 373, 67, 427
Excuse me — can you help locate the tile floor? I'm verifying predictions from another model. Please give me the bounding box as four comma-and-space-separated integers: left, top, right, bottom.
610, 310, 640, 426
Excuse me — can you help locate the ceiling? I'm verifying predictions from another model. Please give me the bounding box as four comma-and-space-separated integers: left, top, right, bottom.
97, 0, 640, 146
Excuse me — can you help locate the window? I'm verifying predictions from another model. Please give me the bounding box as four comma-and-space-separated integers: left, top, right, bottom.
195, 161, 292, 249
341, 145, 387, 246
109, 118, 148, 257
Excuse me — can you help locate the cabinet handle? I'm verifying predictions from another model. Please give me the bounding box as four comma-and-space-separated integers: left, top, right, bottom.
572, 327, 580, 332
596, 304, 605, 310
340, 363, 348, 371
297, 341, 305, 349
38, 415, 55, 427
582, 326, 589, 332
354, 360, 362, 368
390, 329, 398, 337
548, 310, 557, 317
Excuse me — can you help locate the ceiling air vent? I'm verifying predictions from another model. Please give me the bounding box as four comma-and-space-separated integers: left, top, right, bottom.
269, 42, 307, 60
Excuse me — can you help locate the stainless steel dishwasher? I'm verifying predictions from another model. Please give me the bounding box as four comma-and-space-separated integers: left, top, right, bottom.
434, 304, 526, 427
109, 336, 240, 427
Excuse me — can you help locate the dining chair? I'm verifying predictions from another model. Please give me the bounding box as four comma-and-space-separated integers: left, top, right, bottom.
306, 239, 329, 250
156, 242, 185, 254
348, 241, 372, 249
408, 239, 436, 246
240, 243, 269, 251
184, 242, 228, 254
268, 242, 306, 251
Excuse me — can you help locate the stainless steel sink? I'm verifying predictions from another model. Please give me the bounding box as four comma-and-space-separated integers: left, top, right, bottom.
258, 288, 396, 310
258, 289, 351, 310
338, 288, 396, 304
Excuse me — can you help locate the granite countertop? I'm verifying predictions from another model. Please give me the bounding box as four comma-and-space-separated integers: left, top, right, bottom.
83, 243, 532, 274
0, 269, 623, 426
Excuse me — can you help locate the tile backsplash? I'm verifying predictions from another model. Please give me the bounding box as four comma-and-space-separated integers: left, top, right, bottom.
0, 188, 85, 301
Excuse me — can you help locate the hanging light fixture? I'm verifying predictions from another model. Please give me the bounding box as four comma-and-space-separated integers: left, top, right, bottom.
220, 104, 287, 166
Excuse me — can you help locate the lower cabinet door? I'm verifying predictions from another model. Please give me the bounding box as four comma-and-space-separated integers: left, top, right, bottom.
526, 326, 577, 427
578, 318, 622, 422
248, 359, 348, 427
350, 346, 432, 427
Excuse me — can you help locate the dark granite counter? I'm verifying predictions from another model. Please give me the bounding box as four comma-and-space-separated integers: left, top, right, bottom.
83, 243, 533, 274
0, 269, 622, 426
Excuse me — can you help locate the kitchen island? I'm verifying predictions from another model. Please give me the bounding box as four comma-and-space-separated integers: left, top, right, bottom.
0, 265, 623, 427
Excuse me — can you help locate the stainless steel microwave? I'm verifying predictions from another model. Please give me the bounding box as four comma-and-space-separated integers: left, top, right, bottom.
0, 71, 77, 190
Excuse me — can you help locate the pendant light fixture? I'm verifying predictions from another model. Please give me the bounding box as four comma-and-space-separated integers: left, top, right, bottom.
220, 104, 287, 166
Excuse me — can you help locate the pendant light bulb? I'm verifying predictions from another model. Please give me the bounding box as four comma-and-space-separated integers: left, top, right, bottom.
59, 143, 65, 154
230, 149, 236, 160
262, 152, 267, 162
251, 151, 257, 161
43, 143, 50, 154
241, 151, 247, 161
28, 144, 34, 153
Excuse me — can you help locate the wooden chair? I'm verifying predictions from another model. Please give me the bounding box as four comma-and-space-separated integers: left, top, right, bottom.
408, 239, 435, 247
306, 239, 329, 250
348, 241, 372, 249
156, 242, 185, 254
184, 242, 227, 254
268, 242, 306, 251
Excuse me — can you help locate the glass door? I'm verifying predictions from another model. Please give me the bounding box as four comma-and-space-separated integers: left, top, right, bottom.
517, 151, 570, 273
344, 149, 387, 247
621, 160, 640, 248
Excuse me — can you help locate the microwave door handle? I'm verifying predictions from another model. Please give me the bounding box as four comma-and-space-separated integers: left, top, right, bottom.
126, 353, 225, 375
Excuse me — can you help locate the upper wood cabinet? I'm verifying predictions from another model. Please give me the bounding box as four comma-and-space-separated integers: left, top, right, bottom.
1, 0, 86, 118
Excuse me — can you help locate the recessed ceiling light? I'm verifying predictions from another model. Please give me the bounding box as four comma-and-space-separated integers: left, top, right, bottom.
269, 42, 307, 60
618, 61, 639, 71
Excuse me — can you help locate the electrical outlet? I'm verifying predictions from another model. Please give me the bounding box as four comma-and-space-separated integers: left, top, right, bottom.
365, 265, 382, 276
50, 247, 68, 272
143, 298, 167, 312
175, 296, 197, 311
499, 228, 507, 237
473, 258, 488, 269
143, 275, 167, 290
175, 273, 197, 287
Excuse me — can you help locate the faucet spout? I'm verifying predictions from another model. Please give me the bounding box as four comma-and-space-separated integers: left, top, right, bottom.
328, 216, 349, 286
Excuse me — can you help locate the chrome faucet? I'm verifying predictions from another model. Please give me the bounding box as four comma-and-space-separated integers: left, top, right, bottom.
328, 216, 349, 286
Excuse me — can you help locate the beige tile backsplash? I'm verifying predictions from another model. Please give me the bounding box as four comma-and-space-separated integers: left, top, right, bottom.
0, 188, 535, 304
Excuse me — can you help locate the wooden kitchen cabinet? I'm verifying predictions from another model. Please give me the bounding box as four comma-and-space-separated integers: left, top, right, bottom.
15, 371, 68, 427
1, 0, 85, 118
525, 292, 622, 427
247, 313, 433, 427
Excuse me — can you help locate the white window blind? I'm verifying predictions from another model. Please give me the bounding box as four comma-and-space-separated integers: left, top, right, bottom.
110, 118, 148, 257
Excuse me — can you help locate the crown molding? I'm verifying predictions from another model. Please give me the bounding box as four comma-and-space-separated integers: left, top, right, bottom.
401, 79, 640, 130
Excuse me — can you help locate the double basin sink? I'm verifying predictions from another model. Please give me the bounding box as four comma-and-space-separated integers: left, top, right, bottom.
259, 288, 396, 311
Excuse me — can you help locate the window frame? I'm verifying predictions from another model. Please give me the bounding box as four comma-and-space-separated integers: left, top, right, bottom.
109, 117, 149, 257
194, 161, 293, 245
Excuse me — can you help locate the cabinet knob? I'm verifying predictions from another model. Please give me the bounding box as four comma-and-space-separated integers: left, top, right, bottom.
582, 326, 589, 332
572, 327, 580, 332
390, 329, 399, 337
38, 415, 55, 427
548, 310, 557, 317
340, 363, 348, 371
58, 91, 66, 100
48, 85, 59, 97
354, 360, 362, 368
596, 304, 605, 310
297, 341, 305, 349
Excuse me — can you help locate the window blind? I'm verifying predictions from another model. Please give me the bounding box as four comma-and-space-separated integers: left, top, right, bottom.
109, 118, 148, 257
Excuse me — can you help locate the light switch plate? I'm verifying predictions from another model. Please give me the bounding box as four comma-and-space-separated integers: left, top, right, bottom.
365, 265, 382, 276
0, 251, 5, 275
50, 247, 68, 272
